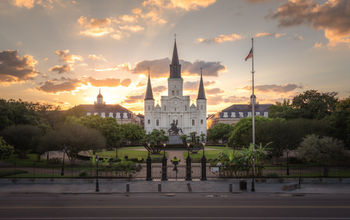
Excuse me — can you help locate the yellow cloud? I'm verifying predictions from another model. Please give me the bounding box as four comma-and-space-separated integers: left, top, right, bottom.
13, 0, 35, 9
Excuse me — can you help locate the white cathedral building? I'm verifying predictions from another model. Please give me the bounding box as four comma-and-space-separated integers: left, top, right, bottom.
144, 40, 207, 142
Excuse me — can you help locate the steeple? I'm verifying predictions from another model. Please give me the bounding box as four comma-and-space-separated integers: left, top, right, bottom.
197, 68, 206, 100
169, 36, 181, 78
145, 69, 154, 100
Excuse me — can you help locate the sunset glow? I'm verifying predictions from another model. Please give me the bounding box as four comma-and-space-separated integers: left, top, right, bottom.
1, 0, 350, 115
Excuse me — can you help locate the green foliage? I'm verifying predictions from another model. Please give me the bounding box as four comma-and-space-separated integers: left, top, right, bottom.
207, 123, 234, 143
120, 123, 145, 145
1, 124, 43, 158
326, 96, 350, 149
297, 134, 344, 166
0, 137, 14, 160
214, 143, 268, 177
73, 115, 123, 149
228, 116, 271, 148
0, 170, 28, 177
143, 129, 169, 154
269, 90, 338, 120
40, 123, 106, 162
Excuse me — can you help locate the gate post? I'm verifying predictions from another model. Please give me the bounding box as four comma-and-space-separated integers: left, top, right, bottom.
201, 143, 207, 181
146, 151, 152, 181
186, 143, 192, 181
161, 144, 167, 181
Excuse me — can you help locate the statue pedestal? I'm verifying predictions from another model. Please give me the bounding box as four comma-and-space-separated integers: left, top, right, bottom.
168, 135, 183, 145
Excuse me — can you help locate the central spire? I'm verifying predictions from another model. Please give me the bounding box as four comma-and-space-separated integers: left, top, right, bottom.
197, 68, 206, 100
169, 37, 181, 78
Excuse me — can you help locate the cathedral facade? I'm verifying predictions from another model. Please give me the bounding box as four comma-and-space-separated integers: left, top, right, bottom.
144, 40, 207, 140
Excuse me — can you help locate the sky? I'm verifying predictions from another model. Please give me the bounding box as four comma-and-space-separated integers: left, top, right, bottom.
0, 0, 349, 114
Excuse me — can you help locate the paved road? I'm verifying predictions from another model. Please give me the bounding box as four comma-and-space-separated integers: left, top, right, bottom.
1, 193, 350, 219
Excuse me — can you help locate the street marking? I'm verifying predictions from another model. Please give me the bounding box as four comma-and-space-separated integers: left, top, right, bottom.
1, 205, 350, 209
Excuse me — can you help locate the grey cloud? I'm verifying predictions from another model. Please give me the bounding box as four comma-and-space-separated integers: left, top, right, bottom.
0, 50, 38, 82
38, 79, 81, 93
206, 88, 224, 94
184, 80, 216, 91
133, 58, 225, 77
153, 86, 166, 93
267, 0, 350, 35
49, 64, 71, 73
124, 94, 144, 104
244, 84, 303, 93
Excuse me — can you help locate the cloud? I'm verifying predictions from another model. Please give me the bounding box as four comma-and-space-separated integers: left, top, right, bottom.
207, 95, 248, 105
184, 80, 215, 91
88, 54, 107, 62
243, 84, 303, 93
313, 42, 323, 48
38, 78, 82, 93
12, 0, 72, 10
136, 81, 146, 87
49, 64, 71, 73
268, 0, 350, 48
197, 33, 243, 44
245, 0, 274, 3
133, 58, 225, 77
84, 77, 121, 87
0, 50, 38, 83
153, 85, 167, 93
121, 79, 132, 87
124, 94, 144, 104
119, 25, 144, 32
38, 77, 132, 93
13, 0, 34, 9
255, 32, 286, 38
206, 88, 224, 94
55, 50, 83, 64
78, 16, 115, 38
142, 0, 216, 11
293, 34, 303, 40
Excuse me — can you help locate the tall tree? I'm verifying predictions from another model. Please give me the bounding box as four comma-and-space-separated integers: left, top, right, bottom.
1, 125, 43, 158
292, 90, 338, 119
120, 123, 145, 145
207, 123, 234, 143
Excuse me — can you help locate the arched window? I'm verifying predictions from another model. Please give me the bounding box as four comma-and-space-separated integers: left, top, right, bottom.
172, 90, 175, 95
148, 119, 150, 124
156, 119, 159, 126
176, 90, 179, 95
192, 119, 195, 126
201, 119, 203, 124
185, 105, 187, 111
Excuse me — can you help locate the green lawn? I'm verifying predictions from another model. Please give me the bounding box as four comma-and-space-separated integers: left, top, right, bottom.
183, 146, 233, 160
95, 147, 167, 161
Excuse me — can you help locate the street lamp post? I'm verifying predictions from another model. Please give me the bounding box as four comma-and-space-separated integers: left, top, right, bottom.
146, 143, 152, 181
60, 149, 65, 176
286, 150, 290, 176
186, 142, 192, 181
161, 143, 167, 181
95, 155, 99, 192
201, 142, 207, 181
251, 157, 255, 192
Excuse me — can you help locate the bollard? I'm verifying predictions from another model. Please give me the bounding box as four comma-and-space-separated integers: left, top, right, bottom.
158, 184, 161, 192
239, 180, 247, 191
229, 184, 233, 193
187, 183, 192, 192
126, 183, 130, 193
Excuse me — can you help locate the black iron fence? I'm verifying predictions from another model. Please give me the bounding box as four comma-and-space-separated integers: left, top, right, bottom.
1, 163, 350, 179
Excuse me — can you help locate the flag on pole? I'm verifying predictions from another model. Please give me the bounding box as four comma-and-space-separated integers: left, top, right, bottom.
245, 48, 253, 61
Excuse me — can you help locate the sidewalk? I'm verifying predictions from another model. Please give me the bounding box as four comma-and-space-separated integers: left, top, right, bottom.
1, 178, 350, 194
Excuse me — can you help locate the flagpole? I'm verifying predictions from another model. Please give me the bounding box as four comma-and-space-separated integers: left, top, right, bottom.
251, 37, 256, 192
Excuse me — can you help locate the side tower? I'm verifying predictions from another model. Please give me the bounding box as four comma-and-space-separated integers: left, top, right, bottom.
144, 73, 154, 134
196, 68, 207, 138
168, 39, 183, 97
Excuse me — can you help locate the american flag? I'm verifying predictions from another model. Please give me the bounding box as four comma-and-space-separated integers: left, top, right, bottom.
245, 48, 253, 61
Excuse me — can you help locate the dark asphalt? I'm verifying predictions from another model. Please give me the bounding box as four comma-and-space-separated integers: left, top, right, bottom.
0, 193, 350, 220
